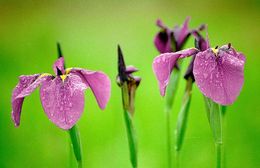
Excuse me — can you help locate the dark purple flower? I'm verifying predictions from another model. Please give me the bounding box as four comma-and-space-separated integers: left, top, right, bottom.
154, 17, 190, 53
117, 45, 141, 115
11, 51, 111, 130
153, 43, 245, 105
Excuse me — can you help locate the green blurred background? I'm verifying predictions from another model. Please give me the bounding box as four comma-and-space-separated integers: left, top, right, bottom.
0, 0, 260, 167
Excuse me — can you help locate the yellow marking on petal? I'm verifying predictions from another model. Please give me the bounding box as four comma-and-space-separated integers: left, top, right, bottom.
65, 68, 72, 74
60, 74, 68, 82
211, 48, 219, 55
39, 73, 51, 78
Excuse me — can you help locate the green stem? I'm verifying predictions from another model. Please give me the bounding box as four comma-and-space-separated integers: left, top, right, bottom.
203, 97, 223, 168
123, 109, 138, 168
68, 125, 83, 168
216, 142, 223, 168
165, 107, 172, 168
164, 66, 182, 168
121, 83, 138, 168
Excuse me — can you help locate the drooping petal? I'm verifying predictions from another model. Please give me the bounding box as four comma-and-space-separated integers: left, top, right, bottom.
153, 48, 198, 96
193, 47, 245, 105
70, 68, 111, 110
11, 74, 52, 126
174, 17, 190, 49
53, 57, 65, 75
40, 74, 87, 130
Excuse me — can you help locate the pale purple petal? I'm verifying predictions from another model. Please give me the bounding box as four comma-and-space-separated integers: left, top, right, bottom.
126, 65, 138, 74
11, 74, 52, 126
156, 19, 166, 29
153, 48, 198, 96
40, 74, 87, 130
70, 68, 111, 109
174, 17, 190, 48
53, 57, 65, 75
193, 47, 245, 105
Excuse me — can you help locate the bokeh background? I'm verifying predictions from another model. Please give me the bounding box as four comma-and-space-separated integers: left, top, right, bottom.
0, 0, 260, 167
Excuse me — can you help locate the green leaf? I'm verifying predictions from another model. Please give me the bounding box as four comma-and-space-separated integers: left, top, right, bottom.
203, 96, 222, 144
68, 125, 83, 168
164, 64, 182, 168
204, 97, 223, 168
165, 64, 182, 110
175, 77, 193, 151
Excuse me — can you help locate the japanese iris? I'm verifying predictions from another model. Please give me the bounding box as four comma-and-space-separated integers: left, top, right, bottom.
153, 43, 245, 105
11, 54, 111, 130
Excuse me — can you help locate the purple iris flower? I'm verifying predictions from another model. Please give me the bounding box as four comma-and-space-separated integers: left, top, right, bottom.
154, 17, 191, 53
11, 48, 111, 130
153, 41, 245, 105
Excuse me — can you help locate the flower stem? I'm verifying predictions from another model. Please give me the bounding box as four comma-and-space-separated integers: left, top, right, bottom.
165, 66, 182, 168
121, 83, 138, 168
216, 142, 223, 168
203, 97, 223, 168
123, 109, 138, 168
165, 106, 172, 168
68, 125, 83, 168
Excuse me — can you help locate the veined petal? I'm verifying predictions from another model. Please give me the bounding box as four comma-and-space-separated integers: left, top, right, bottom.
70, 68, 111, 110
193, 47, 245, 105
40, 74, 87, 130
53, 57, 65, 75
152, 48, 198, 96
11, 74, 52, 127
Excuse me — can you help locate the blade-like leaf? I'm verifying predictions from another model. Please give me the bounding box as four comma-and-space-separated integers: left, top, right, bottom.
175, 77, 193, 151
165, 62, 182, 110
204, 96, 223, 168
203, 96, 222, 143
164, 62, 182, 168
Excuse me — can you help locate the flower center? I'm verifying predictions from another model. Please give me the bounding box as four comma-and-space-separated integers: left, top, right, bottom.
60, 74, 67, 82
59, 68, 72, 82
211, 45, 219, 57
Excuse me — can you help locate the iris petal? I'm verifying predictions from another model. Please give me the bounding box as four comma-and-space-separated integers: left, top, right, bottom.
70, 68, 111, 110
53, 57, 65, 75
174, 17, 190, 49
11, 74, 52, 126
193, 46, 245, 105
153, 48, 198, 96
40, 74, 87, 130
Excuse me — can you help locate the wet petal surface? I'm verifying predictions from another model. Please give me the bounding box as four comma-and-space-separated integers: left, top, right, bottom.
193, 47, 245, 105
40, 74, 87, 130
